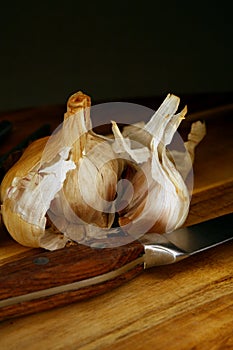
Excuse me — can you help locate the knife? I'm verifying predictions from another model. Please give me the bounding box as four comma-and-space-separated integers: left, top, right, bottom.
0, 212, 232, 321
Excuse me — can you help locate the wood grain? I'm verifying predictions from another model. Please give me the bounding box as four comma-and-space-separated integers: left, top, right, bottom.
186, 178, 233, 226
0, 240, 144, 321
0, 94, 233, 350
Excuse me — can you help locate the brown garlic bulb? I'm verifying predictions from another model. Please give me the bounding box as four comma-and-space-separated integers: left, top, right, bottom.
0, 92, 124, 249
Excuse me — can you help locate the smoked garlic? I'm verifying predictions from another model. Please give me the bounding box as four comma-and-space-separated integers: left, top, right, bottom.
112, 94, 205, 235
0, 92, 205, 250
0, 92, 124, 249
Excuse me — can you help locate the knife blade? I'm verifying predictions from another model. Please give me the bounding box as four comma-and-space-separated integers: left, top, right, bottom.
0, 212, 232, 321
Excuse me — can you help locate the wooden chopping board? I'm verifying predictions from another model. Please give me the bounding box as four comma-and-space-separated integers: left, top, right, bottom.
0, 97, 233, 349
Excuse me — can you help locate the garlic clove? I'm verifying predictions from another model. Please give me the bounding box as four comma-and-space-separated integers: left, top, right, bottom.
0, 92, 91, 249
0, 138, 75, 249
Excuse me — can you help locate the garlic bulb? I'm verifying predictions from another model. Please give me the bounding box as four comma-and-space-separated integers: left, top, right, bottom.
111, 94, 206, 235
0, 92, 124, 249
0, 92, 205, 250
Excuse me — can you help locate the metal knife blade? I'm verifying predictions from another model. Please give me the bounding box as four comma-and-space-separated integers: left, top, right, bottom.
141, 213, 233, 267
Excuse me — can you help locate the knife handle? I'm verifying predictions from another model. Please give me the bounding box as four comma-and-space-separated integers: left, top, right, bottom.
0, 239, 144, 321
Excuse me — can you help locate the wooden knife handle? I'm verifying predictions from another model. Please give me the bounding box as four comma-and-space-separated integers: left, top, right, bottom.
0, 240, 144, 321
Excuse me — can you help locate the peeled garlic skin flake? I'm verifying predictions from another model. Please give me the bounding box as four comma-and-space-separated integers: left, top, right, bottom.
0, 92, 206, 250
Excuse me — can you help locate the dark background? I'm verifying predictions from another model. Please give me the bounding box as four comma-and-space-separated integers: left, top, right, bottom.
0, 1, 232, 111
